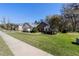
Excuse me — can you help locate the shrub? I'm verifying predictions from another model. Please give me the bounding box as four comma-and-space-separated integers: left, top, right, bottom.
43, 30, 53, 35
61, 29, 68, 33
31, 27, 38, 33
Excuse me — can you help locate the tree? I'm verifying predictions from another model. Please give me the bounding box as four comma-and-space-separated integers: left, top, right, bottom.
61, 3, 79, 32
46, 15, 62, 32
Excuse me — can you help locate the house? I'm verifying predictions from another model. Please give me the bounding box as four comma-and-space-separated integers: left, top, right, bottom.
18, 23, 33, 32
6, 23, 18, 30
44, 24, 58, 34
18, 24, 23, 31
37, 21, 58, 34
37, 22, 48, 32
22, 23, 33, 32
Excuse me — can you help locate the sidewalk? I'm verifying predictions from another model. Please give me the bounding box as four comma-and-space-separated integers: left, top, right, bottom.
0, 31, 52, 56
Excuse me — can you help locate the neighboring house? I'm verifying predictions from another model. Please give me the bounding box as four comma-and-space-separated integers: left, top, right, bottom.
18, 23, 33, 32
44, 25, 50, 31
18, 24, 23, 31
37, 22, 48, 32
37, 21, 58, 34
6, 23, 18, 30
22, 23, 33, 32
44, 23, 58, 34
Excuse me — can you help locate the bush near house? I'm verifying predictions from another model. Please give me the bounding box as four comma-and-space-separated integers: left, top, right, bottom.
31, 27, 38, 33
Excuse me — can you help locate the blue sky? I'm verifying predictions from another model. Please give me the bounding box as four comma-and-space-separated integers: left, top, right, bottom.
0, 3, 63, 24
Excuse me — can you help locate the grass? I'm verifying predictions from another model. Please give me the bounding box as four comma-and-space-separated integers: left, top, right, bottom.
5, 31, 79, 56
0, 36, 13, 56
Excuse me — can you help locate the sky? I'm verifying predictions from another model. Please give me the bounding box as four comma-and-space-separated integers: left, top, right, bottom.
0, 3, 63, 24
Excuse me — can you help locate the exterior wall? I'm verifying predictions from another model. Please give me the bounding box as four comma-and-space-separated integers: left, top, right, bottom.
18, 25, 23, 31
27, 28, 31, 32
18, 23, 33, 32
22, 25, 31, 32
37, 22, 47, 32
44, 26, 50, 31
22, 23, 33, 32
23, 27, 31, 32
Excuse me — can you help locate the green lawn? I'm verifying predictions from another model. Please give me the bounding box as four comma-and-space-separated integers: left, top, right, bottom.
5, 31, 79, 56
0, 36, 13, 56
